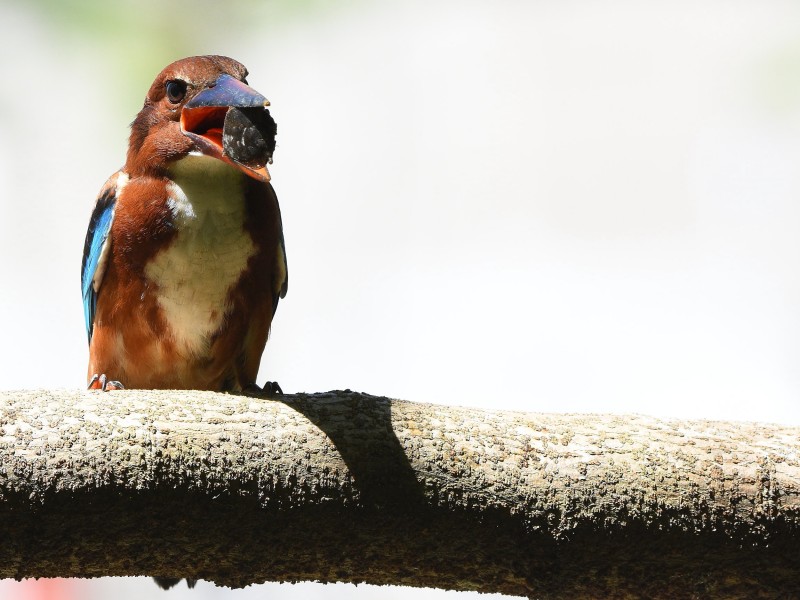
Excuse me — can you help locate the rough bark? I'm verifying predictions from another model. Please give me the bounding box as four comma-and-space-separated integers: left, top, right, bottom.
0, 389, 798, 598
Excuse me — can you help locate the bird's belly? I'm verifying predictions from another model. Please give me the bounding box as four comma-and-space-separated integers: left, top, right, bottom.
144, 170, 257, 361
146, 235, 255, 359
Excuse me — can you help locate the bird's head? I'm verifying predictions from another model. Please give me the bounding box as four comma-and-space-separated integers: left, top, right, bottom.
126, 55, 276, 181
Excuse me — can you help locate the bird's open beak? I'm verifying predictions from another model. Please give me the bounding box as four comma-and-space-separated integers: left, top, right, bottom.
180, 74, 274, 182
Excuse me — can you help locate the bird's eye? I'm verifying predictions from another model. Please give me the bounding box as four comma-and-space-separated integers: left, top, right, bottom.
165, 80, 187, 104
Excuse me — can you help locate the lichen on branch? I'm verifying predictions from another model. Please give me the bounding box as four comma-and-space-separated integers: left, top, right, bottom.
0, 389, 798, 598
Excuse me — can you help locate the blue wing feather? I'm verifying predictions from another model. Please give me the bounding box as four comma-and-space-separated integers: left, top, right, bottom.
81, 175, 120, 343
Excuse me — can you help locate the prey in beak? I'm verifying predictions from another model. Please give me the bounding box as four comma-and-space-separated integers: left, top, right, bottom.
180, 74, 276, 181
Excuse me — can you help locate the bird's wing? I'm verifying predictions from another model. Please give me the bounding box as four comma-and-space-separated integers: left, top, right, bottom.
81, 171, 127, 343
270, 183, 288, 315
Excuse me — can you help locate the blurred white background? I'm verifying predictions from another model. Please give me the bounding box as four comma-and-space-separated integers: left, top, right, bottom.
1, 0, 798, 598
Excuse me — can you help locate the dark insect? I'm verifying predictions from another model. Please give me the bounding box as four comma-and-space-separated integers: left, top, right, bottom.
222, 106, 277, 170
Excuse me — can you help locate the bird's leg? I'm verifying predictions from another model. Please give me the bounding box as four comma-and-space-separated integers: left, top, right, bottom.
87, 374, 125, 391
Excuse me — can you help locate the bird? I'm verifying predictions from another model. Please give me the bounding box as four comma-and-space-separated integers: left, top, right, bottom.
80, 56, 288, 588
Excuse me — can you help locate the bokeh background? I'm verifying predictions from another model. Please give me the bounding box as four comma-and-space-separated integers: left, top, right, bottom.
1, 0, 799, 598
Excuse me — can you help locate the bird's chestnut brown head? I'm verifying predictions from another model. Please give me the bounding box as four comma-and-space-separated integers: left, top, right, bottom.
126, 55, 276, 181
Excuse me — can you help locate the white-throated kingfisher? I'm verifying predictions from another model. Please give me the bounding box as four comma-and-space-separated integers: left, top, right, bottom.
81, 55, 287, 397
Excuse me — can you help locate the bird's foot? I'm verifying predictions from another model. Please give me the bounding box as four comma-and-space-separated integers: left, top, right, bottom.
242, 381, 283, 397
87, 374, 125, 391
263, 381, 283, 396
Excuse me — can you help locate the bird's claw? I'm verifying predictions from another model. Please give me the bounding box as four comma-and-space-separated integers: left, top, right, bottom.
243, 381, 283, 397
88, 374, 125, 391
264, 381, 283, 396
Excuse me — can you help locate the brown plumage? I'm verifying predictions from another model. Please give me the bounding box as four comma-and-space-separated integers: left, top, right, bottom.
82, 56, 287, 394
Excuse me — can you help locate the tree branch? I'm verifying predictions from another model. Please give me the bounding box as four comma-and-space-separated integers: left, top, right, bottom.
0, 389, 798, 598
